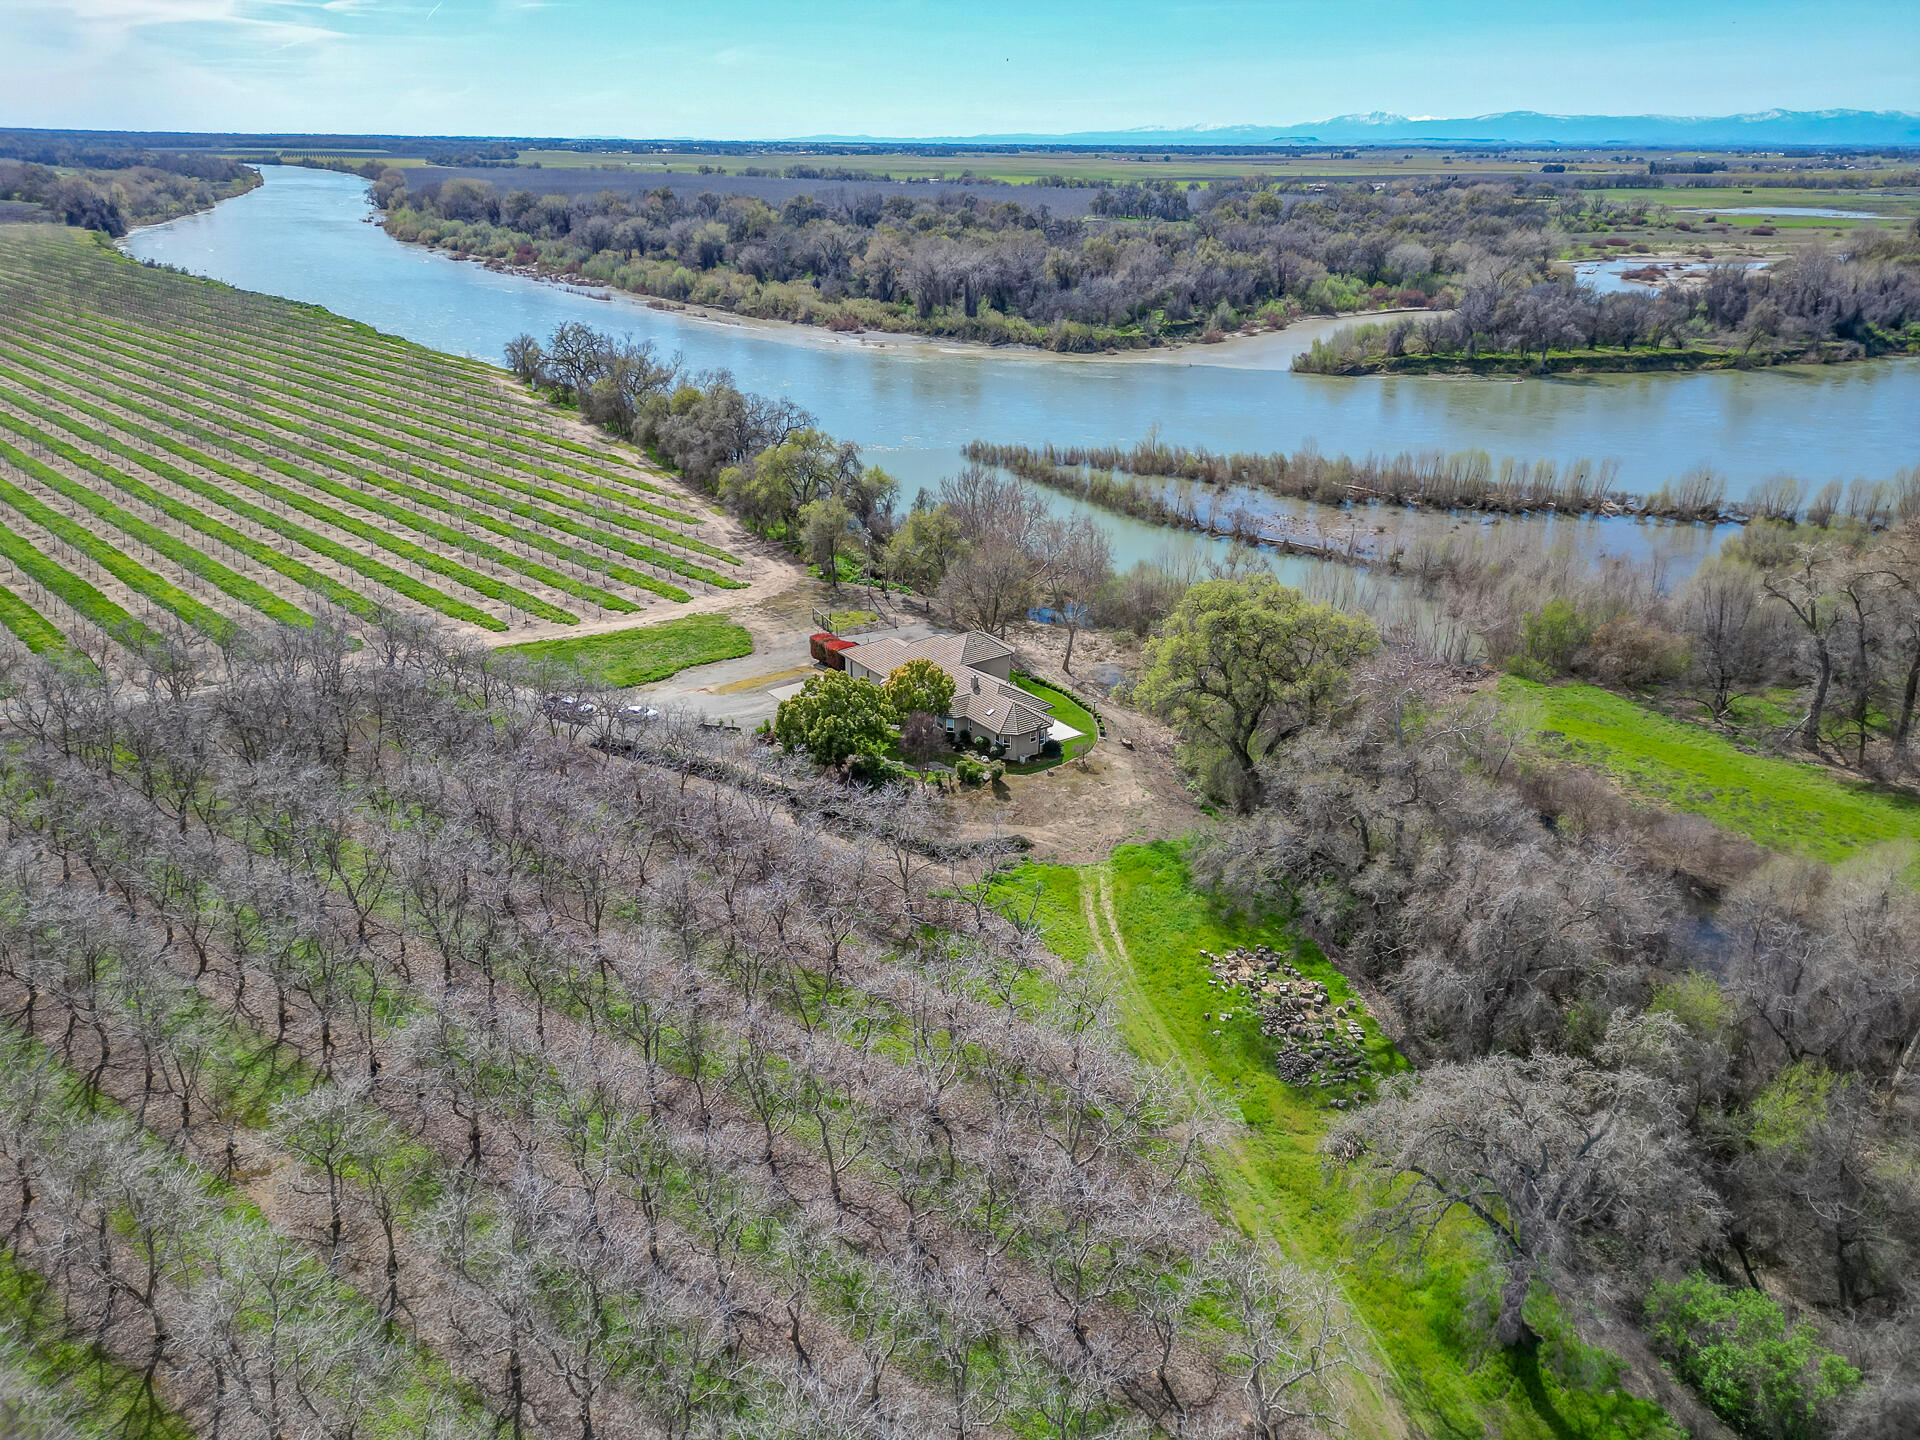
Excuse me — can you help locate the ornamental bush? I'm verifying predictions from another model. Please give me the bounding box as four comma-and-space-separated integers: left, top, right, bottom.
881, 658, 956, 723
772, 670, 894, 768
1645, 1273, 1859, 1440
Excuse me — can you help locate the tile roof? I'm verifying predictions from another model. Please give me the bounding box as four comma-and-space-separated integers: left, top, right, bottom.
840, 631, 1051, 738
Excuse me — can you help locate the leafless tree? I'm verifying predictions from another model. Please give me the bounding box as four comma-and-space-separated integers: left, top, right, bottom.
1326, 1054, 1722, 1348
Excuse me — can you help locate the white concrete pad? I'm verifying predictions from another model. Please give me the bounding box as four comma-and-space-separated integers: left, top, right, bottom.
767, 682, 810, 704
1047, 719, 1083, 742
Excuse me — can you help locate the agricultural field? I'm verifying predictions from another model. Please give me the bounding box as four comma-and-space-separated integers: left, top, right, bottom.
0, 223, 756, 656
0, 627, 1474, 1440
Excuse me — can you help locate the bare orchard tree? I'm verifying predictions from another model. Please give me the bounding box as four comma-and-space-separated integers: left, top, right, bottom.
1325, 1053, 1722, 1349
1209, 1241, 1357, 1440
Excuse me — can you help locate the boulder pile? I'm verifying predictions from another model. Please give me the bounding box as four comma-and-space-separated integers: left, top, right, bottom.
1202, 945, 1370, 1090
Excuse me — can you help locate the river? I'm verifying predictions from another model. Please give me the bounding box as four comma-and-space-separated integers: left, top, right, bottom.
124, 165, 1917, 579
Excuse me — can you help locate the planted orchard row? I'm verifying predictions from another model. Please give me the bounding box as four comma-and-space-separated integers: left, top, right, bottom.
0, 456, 237, 641
0, 434, 311, 630
0, 350, 643, 612
2, 350, 712, 606
0, 664, 1223, 1440
0, 515, 157, 649
0, 1020, 491, 1440
0, 758, 907, 1436
48, 307, 690, 512
0, 370, 575, 625
0, 408, 387, 624
0, 389, 503, 631
35, 255, 659, 485
12, 323, 728, 565
4, 242, 641, 501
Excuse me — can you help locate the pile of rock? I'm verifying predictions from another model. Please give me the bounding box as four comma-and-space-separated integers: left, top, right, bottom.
1201, 944, 1370, 1091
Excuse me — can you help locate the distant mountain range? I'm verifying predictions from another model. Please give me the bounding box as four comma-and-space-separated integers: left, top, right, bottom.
799, 110, 1920, 149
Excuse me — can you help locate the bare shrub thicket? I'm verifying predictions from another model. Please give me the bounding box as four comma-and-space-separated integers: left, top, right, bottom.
1193, 655, 1920, 1437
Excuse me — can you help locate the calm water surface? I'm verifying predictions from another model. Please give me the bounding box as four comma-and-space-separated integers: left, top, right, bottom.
125, 167, 1918, 577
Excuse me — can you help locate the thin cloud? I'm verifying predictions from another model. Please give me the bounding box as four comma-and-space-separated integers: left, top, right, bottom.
17, 0, 345, 45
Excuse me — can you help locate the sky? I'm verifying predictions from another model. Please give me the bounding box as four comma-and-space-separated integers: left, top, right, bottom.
2, 0, 1917, 140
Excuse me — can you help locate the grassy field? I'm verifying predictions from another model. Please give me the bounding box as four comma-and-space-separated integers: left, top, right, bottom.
1501, 677, 1920, 866
499, 148, 1920, 190
0, 223, 748, 654
498, 613, 753, 686
1005, 843, 1676, 1440
1012, 673, 1099, 763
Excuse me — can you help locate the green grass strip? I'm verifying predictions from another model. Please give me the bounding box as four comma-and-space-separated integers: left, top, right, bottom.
0, 371, 562, 626
0, 410, 383, 623
1003, 845, 1675, 1440
0, 435, 310, 629
0, 582, 65, 653
0, 469, 235, 642
0, 515, 157, 648
0, 391, 504, 632
1502, 677, 1920, 868
499, 614, 754, 686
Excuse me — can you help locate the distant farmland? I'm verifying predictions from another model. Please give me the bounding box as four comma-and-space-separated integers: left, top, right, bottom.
0, 224, 751, 654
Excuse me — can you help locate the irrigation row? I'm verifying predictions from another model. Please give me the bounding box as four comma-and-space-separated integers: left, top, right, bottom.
40, 305, 697, 516
0, 383, 506, 632
3, 329, 739, 587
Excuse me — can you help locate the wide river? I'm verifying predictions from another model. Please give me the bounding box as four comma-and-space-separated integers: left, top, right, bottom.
126, 166, 1917, 579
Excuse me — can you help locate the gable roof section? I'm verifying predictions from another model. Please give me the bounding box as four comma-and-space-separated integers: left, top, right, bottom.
952, 684, 1052, 737
839, 631, 1050, 736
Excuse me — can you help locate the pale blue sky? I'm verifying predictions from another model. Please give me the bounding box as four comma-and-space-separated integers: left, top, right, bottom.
2, 0, 1915, 139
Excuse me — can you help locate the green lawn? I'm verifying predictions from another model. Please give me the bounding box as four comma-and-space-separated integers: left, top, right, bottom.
1501, 677, 1920, 867
499, 614, 753, 686
1001, 843, 1675, 1440
1011, 674, 1099, 764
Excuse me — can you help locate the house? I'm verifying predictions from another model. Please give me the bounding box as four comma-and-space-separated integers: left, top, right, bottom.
836, 630, 1057, 763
